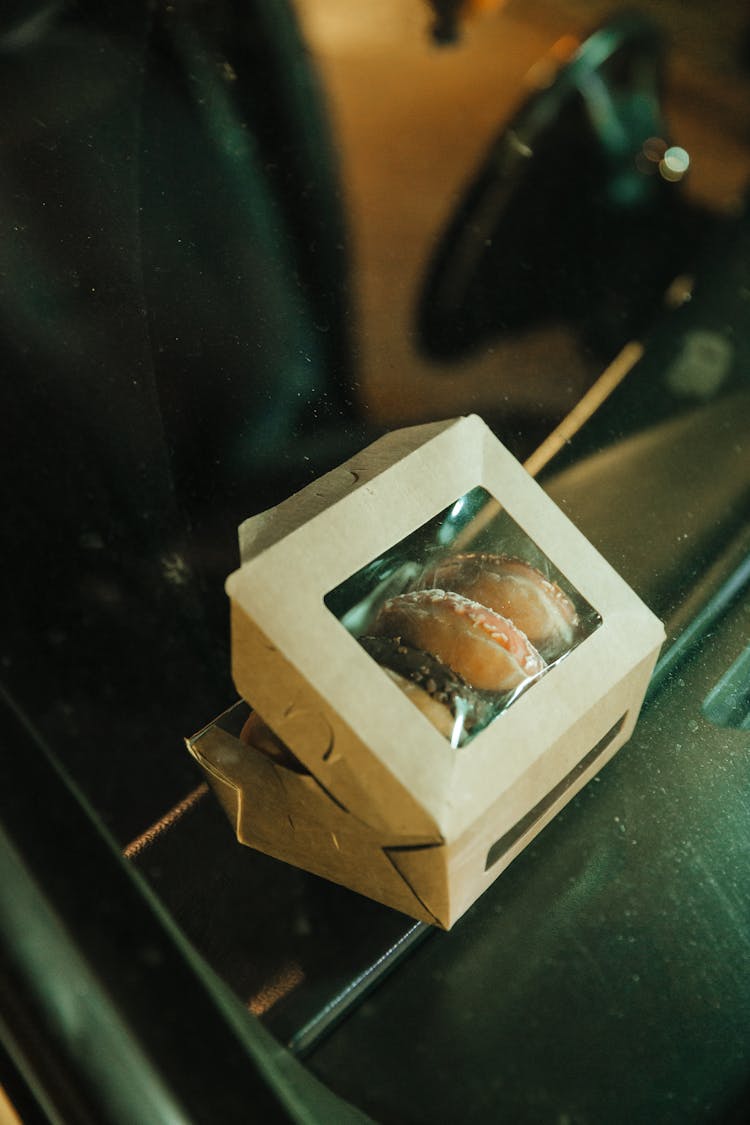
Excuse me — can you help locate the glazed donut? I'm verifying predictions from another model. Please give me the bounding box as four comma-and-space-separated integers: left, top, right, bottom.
359, 634, 495, 741
384, 668, 458, 740
372, 589, 545, 693
422, 553, 578, 661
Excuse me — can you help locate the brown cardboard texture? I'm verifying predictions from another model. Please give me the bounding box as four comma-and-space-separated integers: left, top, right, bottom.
188, 415, 665, 929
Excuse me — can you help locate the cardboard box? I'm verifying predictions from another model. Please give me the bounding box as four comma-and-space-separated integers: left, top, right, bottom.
187, 415, 664, 928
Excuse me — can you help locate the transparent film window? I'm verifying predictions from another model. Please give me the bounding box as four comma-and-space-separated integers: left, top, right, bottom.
325, 487, 601, 747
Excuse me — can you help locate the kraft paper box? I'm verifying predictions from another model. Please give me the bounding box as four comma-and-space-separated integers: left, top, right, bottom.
187, 415, 664, 929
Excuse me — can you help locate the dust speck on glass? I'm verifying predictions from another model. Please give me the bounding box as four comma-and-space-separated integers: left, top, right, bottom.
325, 487, 601, 748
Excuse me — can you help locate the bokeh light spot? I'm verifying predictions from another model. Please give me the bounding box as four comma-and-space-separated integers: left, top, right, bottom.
642, 136, 667, 163
659, 145, 690, 182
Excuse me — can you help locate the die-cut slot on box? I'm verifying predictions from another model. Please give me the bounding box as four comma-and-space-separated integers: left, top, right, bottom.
187, 415, 664, 929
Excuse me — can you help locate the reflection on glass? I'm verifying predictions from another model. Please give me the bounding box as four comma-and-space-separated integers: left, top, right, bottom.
325, 487, 601, 747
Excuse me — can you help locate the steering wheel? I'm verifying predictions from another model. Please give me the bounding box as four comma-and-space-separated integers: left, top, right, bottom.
417, 11, 704, 363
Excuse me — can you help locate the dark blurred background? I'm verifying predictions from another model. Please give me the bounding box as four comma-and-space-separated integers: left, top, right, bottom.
2, 3, 750, 1122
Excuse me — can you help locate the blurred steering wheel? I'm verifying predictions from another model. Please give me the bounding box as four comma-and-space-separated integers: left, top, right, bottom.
417, 11, 707, 363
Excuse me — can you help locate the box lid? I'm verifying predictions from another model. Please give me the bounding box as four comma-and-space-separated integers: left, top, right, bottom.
226, 415, 664, 840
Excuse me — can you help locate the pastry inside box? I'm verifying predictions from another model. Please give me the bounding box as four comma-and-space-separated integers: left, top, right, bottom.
188, 416, 664, 928
245, 487, 601, 757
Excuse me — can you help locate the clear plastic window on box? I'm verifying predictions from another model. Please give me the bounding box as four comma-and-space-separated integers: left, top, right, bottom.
325, 486, 601, 747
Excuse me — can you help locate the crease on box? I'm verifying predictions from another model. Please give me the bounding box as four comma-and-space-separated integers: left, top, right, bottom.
229, 600, 450, 840
383, 845, 448, 928
187, 721, 449, 927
